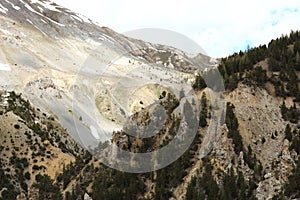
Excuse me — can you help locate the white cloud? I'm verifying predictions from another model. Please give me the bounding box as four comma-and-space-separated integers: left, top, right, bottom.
52, 0, 300, 58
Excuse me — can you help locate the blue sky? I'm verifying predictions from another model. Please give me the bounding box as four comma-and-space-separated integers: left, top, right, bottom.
52, 0, 300, 58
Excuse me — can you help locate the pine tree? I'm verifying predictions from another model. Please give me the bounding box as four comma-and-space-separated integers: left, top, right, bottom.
285, 124, 292, 142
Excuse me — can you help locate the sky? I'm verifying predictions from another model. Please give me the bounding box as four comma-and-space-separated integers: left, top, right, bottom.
52, 0, 300, 58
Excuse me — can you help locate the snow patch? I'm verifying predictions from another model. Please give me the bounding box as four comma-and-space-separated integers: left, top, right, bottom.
23, 2, 46, 18
30, 0, 39, 3
32, 24, 47, 36
24, 1, 64, 27
26, 19, 33, 24
24, 3, 37, 13
41, 19, 47, 24
43, 15, 65, 27
40, 1, 61, 12
12, 4, 20, 10
0, 63, 11, 71
37, 6, 43, 12
0, 3, 8, 14
5, 0, 20, 10
90, 125, 100, 140
26, 19, 47, 35
102, 34, 116, 45
30, 0, 61, 12
113, 127, 122, 132
71, 15, 82, 22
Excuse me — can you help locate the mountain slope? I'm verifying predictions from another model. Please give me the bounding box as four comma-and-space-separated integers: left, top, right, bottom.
0, 0, 215, 150
0, 0, 300, 200
0, 91, 88, 199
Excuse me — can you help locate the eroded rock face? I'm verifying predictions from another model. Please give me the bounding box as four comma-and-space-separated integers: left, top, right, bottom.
218, 84, 297, 199
170, 84, 298, 200
0, 0, 215, 149
25, 77, 62, 99
226, 84, 287, 167
256, 141, 294, 200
